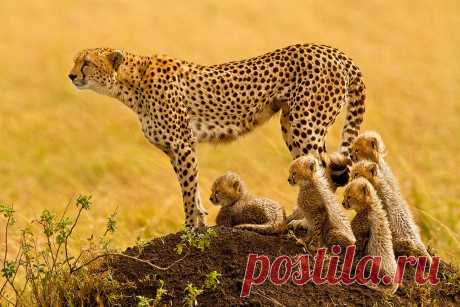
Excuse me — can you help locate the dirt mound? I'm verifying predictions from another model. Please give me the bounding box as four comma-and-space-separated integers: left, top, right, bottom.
91, 227, 460, 306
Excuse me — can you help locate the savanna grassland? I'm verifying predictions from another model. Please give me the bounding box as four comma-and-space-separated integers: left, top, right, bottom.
0, 0, 459, 267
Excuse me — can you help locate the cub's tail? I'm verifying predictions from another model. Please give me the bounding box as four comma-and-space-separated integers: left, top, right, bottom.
235, 223, 285, 235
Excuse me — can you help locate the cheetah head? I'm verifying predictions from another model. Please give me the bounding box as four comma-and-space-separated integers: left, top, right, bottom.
349, 160, 379, 184
342, 177, 374, 211
210, 171, 246, 206
350, 131, 386, 163
288, 154, 321, 186
68, 48, 125, 95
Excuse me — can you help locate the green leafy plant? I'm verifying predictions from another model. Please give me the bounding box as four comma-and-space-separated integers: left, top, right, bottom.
175, 227, 217, 255
183, 282, 204, 307
0, 196, 122, 306
136, 295, 153, 307
203, 271, 222, 290
181, 270, 222, 306
0, 197, 188, 306
135, 237, 147, 255
153, 279, 167, 305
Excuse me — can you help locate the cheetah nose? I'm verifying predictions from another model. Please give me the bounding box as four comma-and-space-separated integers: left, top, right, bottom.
68, 74, 77, 81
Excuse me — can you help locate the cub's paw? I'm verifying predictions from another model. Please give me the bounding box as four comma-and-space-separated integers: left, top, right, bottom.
288, 219, 310, 230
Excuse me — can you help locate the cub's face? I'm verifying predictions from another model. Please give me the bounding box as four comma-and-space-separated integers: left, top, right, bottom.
68, 48, 123, 94
350, 131, 385, 163
288, 155, 319, 186
349, 160, 379, 183
342, 177, 372, 211
210, 172, 243, 206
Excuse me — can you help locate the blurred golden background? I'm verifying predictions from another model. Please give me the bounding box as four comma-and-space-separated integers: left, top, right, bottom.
0, 0, 459, 263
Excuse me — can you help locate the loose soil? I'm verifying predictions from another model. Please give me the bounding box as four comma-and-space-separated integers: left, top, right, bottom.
89, 227, 460, 306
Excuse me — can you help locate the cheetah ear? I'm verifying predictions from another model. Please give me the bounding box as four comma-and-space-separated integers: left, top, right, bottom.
369, 163, 378, 177
107, 50, 124, 71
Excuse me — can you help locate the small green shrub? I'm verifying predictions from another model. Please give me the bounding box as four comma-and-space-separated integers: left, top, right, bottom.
203, 271, 222, 290
0, 196, 122, 306
183, 282, 204, 307
182, 271, 222, 306
175, 227, 217, 255
136, 295, 153, 307
153, 279, 167, 305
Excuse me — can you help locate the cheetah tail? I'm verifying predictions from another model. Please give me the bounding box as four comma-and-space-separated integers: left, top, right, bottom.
328, 151, 352, 187
339, 74, 366, 156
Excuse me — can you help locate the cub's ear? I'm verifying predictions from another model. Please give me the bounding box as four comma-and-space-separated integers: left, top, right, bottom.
361, 183, 369, 197
232, 180, 241, 193
369, 163, 378, 177
107, 50, 124, 71
309, 160, 316, 172
370, 137, 378, 150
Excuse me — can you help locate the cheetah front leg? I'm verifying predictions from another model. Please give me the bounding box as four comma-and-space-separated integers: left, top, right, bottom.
296, 216, 323, 254
171, 144, 207, 228
280, 106, 301, 159
158, 85, 208, 229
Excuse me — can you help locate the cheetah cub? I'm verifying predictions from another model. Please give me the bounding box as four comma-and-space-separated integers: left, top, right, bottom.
288, 155, 355, 251
343, 177, 398, 294
351, 131, 402, 191
285, 152, 351, 225
210, 171, 285, 234
350, 160, 431, 263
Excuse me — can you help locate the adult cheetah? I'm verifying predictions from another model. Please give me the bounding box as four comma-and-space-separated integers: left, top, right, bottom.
68, 44, 366, 228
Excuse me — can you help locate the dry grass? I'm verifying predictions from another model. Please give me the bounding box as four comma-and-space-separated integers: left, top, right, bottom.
0, 0, 459, 264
